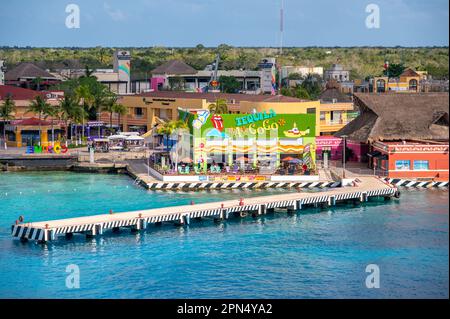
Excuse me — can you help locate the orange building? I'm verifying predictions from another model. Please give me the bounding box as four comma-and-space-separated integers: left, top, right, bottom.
336, 93, 449, 181
371, 141, 449, 181
0, 85, 63, 146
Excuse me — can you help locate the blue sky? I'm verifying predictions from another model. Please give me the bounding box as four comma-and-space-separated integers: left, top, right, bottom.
0, 0, 448, 47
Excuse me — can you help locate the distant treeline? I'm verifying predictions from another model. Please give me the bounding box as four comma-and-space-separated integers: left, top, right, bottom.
0, 46, 448, 80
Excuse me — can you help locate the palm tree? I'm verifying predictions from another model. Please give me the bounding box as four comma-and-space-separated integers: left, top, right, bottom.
113, 103, 127, 132
44, 104, 60, 146
59, 94, 80, 143
101, 93, 118, 130
26, 95, 51, 146
157, 120, 188, 152
157, 120, 188, 171
75, 84, 94, 142
208, 98, 228, 114
33, 77, 43, 91
0, 96, 16, 150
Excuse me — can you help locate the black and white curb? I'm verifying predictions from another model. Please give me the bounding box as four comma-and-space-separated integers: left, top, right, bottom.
146, 181, 341, 190
385, 178, 448, 188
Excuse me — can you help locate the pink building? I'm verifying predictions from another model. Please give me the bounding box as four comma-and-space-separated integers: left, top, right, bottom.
316, 136, 368, 162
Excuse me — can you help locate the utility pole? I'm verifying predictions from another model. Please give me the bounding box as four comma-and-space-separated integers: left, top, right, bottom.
341, 135, 347, 179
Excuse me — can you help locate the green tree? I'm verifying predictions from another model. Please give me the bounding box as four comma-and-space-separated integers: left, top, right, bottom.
219, 76, 241, 93
208, 98, 228, 114
384, 63, 405, 78
44, 103, 60, 146
101, 93, 120, 129
26, 95, 51, 146
33, 77, 43, 91
113, 103, 127, 132
59, 93, 81, 142
75, 84, 94, 141
157, 120, 188, 153
300, 73, 323, 100
0, 96, 16, 149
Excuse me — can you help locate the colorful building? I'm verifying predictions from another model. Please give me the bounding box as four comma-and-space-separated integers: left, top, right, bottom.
336, 93, 449, 181
0, 85, 63, 147
373, 68, 421, 93
318, 82, 358, 135
181, 109, 316, 170
101, 91, 322, 135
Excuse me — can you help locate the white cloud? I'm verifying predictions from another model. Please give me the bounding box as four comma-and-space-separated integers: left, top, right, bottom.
104, 2, 127, 21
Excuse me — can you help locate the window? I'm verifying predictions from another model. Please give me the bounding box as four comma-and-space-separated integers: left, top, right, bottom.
307, 108, 316, 114
414, 160, 429, 170
135, 107, 143, 118
409, 79, 418, 91
320, 112, 326, 120
395, 160, 410, 170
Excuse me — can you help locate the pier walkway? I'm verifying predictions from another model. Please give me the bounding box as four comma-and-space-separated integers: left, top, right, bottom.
11, 177, 399, 243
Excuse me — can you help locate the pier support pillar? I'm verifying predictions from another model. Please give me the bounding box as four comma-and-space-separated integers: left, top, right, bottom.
220, 209, 228, 220
183, 214, 190, 226
362, 192, 368, 202
297, 201, 302, 211
86, 226, 97, 238
50, 229, 56, 241
96, 224, 103, 235
329, 196, 336, 206
258, 205, 267, 216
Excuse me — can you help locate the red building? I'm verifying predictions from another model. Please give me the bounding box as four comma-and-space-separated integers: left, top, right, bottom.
336, 93, 449, 181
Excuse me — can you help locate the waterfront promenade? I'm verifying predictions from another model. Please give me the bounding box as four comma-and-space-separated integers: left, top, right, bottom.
11, 176, 398, 243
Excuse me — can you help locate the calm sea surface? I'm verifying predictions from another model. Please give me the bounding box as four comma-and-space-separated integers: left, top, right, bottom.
0, 172, 448, 298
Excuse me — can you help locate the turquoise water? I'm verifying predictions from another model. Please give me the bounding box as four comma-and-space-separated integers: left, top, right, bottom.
0, 172, 448, 298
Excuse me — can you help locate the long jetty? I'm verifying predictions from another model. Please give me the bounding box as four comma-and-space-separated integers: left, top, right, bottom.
11, 177, 399, 243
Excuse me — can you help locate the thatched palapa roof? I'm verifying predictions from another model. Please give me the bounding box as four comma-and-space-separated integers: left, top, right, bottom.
152, 60, 196, 75
335, 93, 449, 142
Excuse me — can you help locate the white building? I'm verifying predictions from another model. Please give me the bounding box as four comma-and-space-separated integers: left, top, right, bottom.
324, 64, 350, 82
281, 66, 324, 79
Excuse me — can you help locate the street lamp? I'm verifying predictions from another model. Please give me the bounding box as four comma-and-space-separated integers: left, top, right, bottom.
341, 135, 348, 179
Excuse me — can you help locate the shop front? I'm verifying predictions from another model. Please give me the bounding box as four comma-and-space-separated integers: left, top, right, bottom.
184, 109, 317, 174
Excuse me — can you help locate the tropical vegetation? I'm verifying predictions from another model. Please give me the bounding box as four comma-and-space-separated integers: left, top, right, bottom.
0, 96, 16, 149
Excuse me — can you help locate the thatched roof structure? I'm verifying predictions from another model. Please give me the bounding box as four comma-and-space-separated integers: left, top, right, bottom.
5, 62, 57, 81
335, 93, 449, 142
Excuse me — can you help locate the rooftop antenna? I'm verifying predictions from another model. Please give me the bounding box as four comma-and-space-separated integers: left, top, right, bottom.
279, 0, 284, 55
278, 0, 284, 95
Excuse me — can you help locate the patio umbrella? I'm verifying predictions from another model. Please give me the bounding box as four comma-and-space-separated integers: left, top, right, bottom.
235, 156, 249, 162
281, 156, 296, 161
180, 157, 193, 163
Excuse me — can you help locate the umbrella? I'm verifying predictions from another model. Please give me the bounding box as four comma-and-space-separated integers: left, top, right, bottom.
235, 156, 249, 162
180, 157, 193, 163
281, 156, 296, 161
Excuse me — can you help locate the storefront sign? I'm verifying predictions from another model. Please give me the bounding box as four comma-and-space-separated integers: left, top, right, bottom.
26, 143, 69, 155
235, 109, 277, 127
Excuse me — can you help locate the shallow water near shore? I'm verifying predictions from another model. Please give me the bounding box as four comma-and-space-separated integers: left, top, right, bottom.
0, 172, 448, 298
